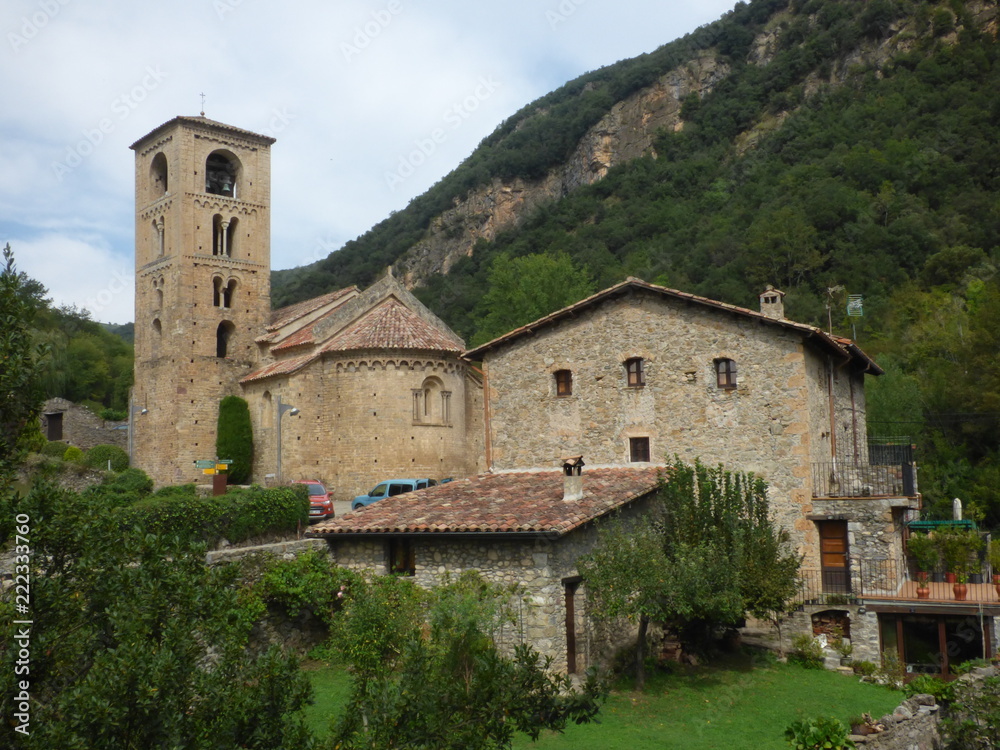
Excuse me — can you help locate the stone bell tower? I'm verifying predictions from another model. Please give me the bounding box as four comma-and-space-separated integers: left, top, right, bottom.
130, 116, 275, 485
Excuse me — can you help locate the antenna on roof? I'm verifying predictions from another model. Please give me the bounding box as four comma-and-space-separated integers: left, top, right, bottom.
200, 92, 206, 117
825, 286, 844, 335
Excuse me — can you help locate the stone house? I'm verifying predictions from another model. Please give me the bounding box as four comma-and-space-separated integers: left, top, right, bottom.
311, 462, 663, 674
40, 398, 127, 452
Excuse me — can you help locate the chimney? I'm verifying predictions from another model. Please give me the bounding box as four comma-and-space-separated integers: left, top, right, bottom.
759, 285, 785, 320
562, 456, 585, 501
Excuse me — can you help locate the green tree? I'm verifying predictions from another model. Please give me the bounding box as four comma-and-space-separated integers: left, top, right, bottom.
0, 244, 47, 490
470, 252, 596, 347
216, 395, 254, 484
331, 571, 605, 749
0, 484, 316, 749
579, 458, 800, 688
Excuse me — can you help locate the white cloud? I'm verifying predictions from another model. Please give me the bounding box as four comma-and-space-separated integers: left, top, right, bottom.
13, 234, 134, 324
0, 0, 737, 319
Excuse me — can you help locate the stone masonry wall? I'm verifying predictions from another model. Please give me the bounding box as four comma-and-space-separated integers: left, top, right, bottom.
243, 353, 479, 500
483, 289, 846, 563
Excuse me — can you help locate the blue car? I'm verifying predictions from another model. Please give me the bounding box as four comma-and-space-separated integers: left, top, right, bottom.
351, 478, 436, 511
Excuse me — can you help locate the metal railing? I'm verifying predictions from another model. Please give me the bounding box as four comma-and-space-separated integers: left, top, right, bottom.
795, 559, 1000, 605
811, 462, 916, 499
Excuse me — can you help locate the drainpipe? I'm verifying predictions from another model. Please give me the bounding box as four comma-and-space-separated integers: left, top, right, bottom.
827, 357, 838, 465
481, 362, 493, 471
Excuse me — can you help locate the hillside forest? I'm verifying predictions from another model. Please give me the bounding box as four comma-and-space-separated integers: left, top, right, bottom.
27, 0, 1000, 526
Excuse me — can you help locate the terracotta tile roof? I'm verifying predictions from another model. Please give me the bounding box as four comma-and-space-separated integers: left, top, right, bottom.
266, 287, 358, 332
270, 320, 321, 353
240, 353, 312, 384
464, 277, 882, 375
319, 297, 465, 354
308, 466, 664, 538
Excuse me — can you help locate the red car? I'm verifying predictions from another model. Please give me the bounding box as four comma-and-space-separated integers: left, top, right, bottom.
293, 480, 335, 522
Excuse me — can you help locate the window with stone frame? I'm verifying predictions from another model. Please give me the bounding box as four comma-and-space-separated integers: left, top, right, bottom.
388, 539, 415, 576
629, 437, 650, 463
625, 357, 645, 387
715, 358, 737, 389
554, 369, 573, 397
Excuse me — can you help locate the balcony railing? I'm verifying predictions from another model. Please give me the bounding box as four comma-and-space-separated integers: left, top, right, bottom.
795, 559, 1000, 606
811, 461, 917, 499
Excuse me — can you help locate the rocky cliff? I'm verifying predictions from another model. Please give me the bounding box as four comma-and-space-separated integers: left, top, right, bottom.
393, 1, 997, 288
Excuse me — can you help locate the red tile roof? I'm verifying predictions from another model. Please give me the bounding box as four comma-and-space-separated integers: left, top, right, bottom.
464, 277, 882, 374
240, 354, 312, 384
319, 297, 464, 354
308, 466, 664, 538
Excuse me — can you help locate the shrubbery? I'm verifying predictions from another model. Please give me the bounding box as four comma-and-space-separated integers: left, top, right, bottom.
41, 441, 67, 458
118, 484, 309, 545
62, 445, 84, 463
83, 443, 129, 472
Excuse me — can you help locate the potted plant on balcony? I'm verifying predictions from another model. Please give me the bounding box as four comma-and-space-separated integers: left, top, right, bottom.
947, 529, 983, 601
907, 532, 936, 599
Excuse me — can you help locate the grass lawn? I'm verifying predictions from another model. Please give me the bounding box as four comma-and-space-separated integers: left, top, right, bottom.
301, 660, 353, 740
302, 653, 901, 749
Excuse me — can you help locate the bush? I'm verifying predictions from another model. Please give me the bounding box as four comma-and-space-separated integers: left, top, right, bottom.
784, 716, 855, 749
789, 633, 825, 669
852, 660, 878, 678
118, 485, 309, 546
257, 552, 357, 626
102, 467, 154, 495
42, 441, 68, 458
84, 444, 129, 472
99, 407, 128, 421
63, 446, 85, 463
904, 673, 955, 703
216, 395, 253, 484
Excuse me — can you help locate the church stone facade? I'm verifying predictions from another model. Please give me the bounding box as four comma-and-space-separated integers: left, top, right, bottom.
130, 116, 483, 496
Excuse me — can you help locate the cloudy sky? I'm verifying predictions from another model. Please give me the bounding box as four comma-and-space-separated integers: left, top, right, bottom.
1, 0, 736, 324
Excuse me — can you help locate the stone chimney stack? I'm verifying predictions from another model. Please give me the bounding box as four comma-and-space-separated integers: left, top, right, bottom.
562, 456, 585, 502
759, 285, 786, 320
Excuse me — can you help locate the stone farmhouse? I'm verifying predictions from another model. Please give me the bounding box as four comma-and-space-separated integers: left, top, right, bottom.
132, 116, 997, 675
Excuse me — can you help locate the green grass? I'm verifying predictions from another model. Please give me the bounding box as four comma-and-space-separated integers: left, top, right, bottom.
513, 655, 900, 750
300, 660, 352, 740
301, 653, 901, 750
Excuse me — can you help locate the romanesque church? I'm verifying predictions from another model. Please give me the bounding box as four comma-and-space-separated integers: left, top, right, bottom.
130, 116, 484, 494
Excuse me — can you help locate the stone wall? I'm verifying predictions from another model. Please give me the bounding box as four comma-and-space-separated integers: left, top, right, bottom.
40, 398, 127, 451
482, 288, 867, 565
243, 354, 482, 501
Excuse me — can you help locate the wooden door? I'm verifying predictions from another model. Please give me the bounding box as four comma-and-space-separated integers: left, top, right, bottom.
819, 521, 850, 593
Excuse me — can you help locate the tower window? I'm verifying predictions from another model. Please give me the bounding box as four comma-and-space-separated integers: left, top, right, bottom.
216, 321, 235, 358
625, 358, 645, 387
715, 358, 737, 390
223, 279, 236, 308
150, 152, 168, 197
554, 369, 572, 397
205, 152, 237, 197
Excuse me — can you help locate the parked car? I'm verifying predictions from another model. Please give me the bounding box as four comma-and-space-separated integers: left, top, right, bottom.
352, 478, 436, 511
292, 479, 335, 522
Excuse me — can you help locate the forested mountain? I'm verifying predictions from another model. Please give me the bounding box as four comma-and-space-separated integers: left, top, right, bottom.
272, 0, 1000, 525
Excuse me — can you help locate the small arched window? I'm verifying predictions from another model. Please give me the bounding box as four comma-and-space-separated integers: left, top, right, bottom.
261, 391, 273, 429
212, 276, 223, 307
216, 321, 235, 358
152, 216, 165, 257
413, 377, 448, 424
223, 279, 237, 309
